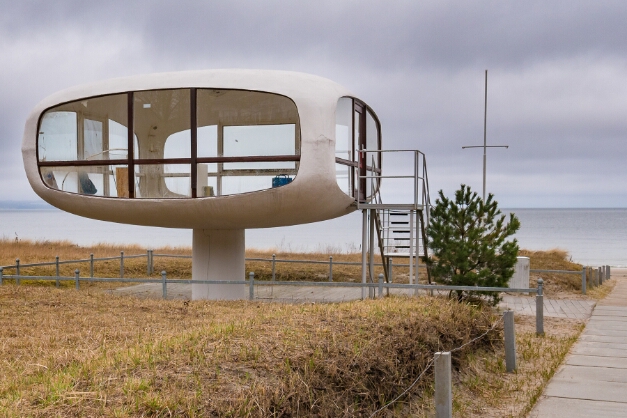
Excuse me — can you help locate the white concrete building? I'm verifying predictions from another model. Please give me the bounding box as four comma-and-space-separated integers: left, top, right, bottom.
22, 70, 394, 299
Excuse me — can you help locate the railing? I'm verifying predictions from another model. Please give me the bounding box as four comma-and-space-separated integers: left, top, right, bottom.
356, 149, 430, 213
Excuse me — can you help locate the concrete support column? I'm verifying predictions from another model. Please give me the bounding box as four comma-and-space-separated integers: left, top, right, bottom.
192, 229, 246, 300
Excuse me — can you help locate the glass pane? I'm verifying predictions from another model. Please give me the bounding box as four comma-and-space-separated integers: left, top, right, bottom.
83, 119, 103, 160
198, 125, 218, 158
224, 124, 295, 155
135, 164, 190, 198
38, 112, 77, 161
196, 163, 218, 197
164, 130, 191, 159
134, 89, 190, 160
335, 98, 352, 161
366, 110, 379, 152
335, 163, 351, 195
107, 119, 128, 159
221, 175, 278, 195
38, 94, 128, 162
39, 165, 127, 197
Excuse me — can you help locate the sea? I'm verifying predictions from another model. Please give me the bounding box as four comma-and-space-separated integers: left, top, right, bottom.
0, 208, 625, 267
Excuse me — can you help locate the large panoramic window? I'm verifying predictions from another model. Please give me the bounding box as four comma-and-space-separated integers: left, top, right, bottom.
37, 89, 301, 198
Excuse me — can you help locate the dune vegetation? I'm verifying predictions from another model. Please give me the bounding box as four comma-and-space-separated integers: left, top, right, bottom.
0, 239, 605, 416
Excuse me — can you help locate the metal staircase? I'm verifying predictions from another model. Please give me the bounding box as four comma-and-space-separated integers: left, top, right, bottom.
356, 150, 431, 298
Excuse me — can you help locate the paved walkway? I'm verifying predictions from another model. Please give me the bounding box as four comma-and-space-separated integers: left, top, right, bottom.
112, 282, 595, 319
529, 269, 627, 417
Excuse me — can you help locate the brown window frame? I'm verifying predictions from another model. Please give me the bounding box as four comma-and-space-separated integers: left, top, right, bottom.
36, 89, 302, 198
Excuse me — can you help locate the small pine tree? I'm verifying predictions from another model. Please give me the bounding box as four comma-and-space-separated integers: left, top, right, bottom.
423, 184, 521, 305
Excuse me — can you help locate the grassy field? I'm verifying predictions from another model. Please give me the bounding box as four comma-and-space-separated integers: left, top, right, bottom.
0, 240, 607, 416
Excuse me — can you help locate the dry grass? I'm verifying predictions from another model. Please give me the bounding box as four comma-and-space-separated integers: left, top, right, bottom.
0, 240, 592, 416
520, 248, 589, 298
451, 316, 583, 417
0, 287, 503, 417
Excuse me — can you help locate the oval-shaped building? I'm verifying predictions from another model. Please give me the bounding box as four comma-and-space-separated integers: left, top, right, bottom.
22, 70, 385, 299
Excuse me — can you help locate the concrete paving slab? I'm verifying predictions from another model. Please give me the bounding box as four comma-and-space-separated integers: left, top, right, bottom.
585, 320, 627, 330
528, 397, 627, 418
566, 354, 627, 369
582, 328, 627, 337
571, 345, 627, 358
544, 378, 627, 403
579, 334, 627, 344
552, 365, 627, 383
575, 340, 627, 350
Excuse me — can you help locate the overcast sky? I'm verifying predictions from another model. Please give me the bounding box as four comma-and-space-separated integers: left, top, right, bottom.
1, 0, 626, 207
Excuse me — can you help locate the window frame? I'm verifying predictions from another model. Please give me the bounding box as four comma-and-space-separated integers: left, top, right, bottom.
36, 89, 302, 199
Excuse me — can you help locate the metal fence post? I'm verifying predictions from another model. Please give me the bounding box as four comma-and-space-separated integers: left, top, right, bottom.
388, 258, 393, 283
581, 266, 586, 295
434, 351, 452, 418
0, 267, 3, 285
249, 272, 255, 301
272, 254, 276, 281
120, 251, 124, 278
329, 256, 333, 282
75, 269, 80, 290
162, 270, 167, 299
90, 253, 94, 278
15, 258, 20, 285
147, 250, 153, 275
504, 310, 516, 372
536, 279, 544, 335
55, 256, 60, 288
378, 273, 384, 298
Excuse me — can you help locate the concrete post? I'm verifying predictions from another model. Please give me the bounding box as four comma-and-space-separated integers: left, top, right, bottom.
272, 254, 276, 281
161, 271, 167, 299
581, 267, 586, 295
74, 269, 80, 290
90, 253, 94, 278
147, 250, 153, 276
15, 259, 20, 285
55, 256, 60, 288
0, 267, 3, 285
249, 272, 255, 301
599, 267, 603, 285
504, 310, 516, 372
434, 351, 452, 418
378, 273, 384, 298
536, 279, 544, 335
607, 265, 611, 280
120, 251, 124, 278
329, 256, 333, 282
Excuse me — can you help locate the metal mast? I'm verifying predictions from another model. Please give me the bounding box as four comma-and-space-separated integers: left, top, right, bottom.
462, 70, 509, 201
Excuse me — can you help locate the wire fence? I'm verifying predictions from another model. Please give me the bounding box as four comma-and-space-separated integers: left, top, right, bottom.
0, 251, 612, 294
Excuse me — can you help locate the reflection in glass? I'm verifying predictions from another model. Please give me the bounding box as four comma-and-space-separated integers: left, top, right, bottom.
38, 112, 77, 161
38, 94, 128, 162
335, 163, 351, 195
39, 165, 128, 197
